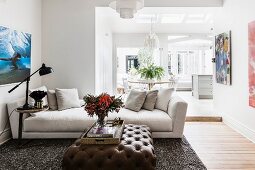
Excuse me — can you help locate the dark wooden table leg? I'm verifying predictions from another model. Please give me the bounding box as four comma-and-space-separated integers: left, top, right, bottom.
18, 112, 24, 145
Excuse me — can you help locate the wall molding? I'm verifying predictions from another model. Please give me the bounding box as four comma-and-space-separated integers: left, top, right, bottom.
223, 115, 255, 143
0, 128, 11, 145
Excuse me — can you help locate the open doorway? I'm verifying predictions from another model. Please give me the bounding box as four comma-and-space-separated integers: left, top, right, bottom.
95, 7, 221, 119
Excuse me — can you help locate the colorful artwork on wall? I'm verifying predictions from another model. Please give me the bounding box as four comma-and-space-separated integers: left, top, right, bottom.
0, 26, 31, 85
215, 31, 231, 85
249, 21, 255, 108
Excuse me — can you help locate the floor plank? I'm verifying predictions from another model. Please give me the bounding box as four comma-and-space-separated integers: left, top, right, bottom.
184, 122, 255, 170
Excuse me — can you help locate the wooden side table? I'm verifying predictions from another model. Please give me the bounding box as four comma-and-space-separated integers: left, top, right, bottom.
15, 106, 49, 145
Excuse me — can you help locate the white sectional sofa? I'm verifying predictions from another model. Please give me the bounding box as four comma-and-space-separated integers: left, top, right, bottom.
7, 95, 187, 139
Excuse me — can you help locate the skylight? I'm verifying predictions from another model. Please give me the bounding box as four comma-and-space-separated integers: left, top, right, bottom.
168, 35, 189, 40
135, 14, 158, 23
188, 14, 204, 18
185, 19, 205, 24
161, 14, 185, 24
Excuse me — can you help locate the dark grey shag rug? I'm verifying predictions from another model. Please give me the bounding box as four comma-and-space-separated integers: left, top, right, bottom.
0, 137, 206, 170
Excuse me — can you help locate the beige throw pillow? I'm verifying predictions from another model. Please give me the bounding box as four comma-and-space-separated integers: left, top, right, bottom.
125, 90, 146, 112
29, 86, 48, 106
55, 88, 80, 111
47, 90, 58, 110
142, 90, 158, 111
155, 88, 174, 112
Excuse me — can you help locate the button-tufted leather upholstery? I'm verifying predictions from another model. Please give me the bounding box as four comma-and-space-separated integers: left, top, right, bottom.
62, 124, 156, 170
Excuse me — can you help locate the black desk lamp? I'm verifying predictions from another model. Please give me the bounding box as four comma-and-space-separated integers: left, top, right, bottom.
8, 63, 53, 110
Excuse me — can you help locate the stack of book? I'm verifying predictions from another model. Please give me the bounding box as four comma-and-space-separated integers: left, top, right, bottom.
87, 125, 117, 138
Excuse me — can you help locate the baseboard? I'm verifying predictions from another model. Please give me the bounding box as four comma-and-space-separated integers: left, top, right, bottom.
176, 88, 192, 91
222, 115, 255, 143
186, 116, 222, 122
0, 128, 11, 145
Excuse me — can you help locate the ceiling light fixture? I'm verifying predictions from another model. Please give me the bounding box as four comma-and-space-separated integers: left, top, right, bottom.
144, 17, 160, 50
109, 0, 144, 19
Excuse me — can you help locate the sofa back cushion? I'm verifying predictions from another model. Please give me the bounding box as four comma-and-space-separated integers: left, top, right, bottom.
55, 88, 81, 111
47, 90, 58, 110
125, 90, 146, 112
155, 88, 174, 112
142, 90, 158, 111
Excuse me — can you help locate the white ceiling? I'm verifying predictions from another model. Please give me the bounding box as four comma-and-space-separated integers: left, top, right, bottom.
96, 7, 220, 34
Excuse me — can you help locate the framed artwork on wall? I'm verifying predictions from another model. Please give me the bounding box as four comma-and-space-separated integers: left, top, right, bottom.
249, 21, 255, 108
0, 26, 31, 86
215, 31, 232, 85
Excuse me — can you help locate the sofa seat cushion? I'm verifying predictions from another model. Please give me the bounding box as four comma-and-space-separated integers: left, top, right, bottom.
24, 108, 95, 132
108, 108, 172, 132
138, 109, 173, 132
107, 108, 140, 124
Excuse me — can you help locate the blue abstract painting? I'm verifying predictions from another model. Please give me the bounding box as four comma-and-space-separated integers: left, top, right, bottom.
0, 26, 31, 85
215, 31, 231, 85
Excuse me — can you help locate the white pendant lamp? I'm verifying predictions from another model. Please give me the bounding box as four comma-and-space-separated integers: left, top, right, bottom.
109, 0, 144, 19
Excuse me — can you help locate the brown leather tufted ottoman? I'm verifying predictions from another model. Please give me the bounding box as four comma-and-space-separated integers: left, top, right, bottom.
62, 124, 156, 170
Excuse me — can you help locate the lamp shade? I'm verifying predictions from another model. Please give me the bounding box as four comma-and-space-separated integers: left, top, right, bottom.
39, 63, 53, 76
109, 0, 144, 19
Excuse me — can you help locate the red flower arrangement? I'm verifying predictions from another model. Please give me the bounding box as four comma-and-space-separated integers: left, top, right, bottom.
83, 93, 124, 126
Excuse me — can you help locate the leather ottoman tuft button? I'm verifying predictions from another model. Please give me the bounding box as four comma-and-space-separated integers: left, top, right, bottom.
118, 145, 124, 151
135, 145, 141, 151
135, 137, 140, 141
143, 142, 148, 146
126, 140, 132, 145
143, 135, 148, 138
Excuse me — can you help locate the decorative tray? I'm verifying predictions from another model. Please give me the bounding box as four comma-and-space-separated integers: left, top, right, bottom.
81, 119, 124, 145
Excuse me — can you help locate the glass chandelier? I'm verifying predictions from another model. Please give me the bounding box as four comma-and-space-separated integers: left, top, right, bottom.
144, 18, 160, 50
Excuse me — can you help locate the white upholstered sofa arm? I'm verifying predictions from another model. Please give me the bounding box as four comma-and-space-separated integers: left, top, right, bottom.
168, 95, 188, 138
7, 98, 27, 139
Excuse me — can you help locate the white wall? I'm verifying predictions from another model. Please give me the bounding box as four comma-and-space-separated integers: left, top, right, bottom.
0, 0, 42, 143
42, 0, 223, 97
95, 9, 113, 94
214, 0, 255, 142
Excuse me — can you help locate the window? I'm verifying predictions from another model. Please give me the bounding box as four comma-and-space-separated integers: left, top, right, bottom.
168, 48, 213, 80
126, 55, 139, 72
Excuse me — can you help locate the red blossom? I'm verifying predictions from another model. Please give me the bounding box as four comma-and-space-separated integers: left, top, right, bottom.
83, 93, 124, 117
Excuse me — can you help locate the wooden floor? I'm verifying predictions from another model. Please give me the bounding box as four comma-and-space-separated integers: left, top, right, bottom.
184, 122, 255, 170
